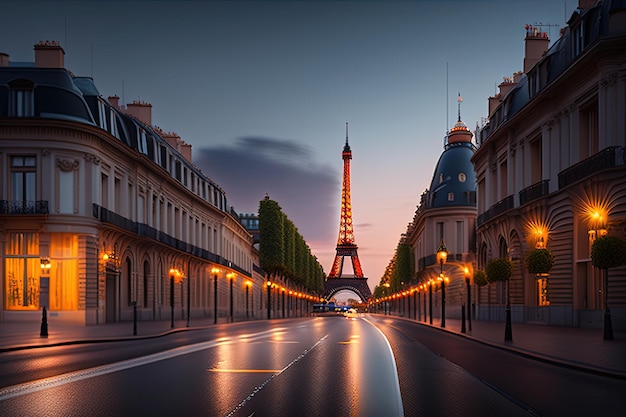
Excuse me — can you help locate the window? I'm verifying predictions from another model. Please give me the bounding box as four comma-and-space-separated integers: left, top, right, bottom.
11, 156, 36, 212
9, 80, 34, 117
447, 192, 454, 202
5, 233, 39, 310
49, 234, 78, 310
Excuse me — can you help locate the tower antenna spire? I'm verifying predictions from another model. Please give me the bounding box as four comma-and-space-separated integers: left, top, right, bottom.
345, 122, 349, 146
457, 92, 463, 122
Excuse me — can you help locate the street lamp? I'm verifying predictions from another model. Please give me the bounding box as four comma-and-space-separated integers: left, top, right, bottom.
428, 279, 433, 324
437, 239, 448, 328
245, 280, 252, 319
211, 267, 220, 324
227, 272, 235, 323
266, 280, 272, 320
464, 266, 472, 332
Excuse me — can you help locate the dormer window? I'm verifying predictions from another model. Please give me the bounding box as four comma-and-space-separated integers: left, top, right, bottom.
9, 79, 34, 117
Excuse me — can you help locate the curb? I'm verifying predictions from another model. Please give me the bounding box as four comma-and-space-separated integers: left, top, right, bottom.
377, 314, 626, 381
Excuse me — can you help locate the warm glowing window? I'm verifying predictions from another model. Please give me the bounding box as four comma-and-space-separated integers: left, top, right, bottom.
49, 234, 78, 310
5, 233, 39, 310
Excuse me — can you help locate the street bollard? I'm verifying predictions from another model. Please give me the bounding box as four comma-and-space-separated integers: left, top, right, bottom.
40, 306, 48, 338
132, 301, 137, 336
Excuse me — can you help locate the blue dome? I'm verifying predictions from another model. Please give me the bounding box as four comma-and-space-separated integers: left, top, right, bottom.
427, 141, 476, 209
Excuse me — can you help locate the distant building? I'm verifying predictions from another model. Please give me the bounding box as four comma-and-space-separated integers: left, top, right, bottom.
402, 96, 477, 319
0, 42, 265, 324
472, 0, 626, 329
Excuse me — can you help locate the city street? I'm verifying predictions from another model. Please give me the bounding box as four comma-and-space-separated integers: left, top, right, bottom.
1, 315, 624, 416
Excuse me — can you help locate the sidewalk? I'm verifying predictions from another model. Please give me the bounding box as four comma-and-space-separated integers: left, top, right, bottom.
395, 316, 626, 379
1, 315, 625, 379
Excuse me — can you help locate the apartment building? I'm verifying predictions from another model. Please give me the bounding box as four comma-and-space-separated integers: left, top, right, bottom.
0, 41, 265, 325
472, 0, 626, 329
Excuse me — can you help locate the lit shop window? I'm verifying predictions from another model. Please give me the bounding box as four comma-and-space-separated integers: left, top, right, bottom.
49, 234, 78, 310
5, 233, 39, 310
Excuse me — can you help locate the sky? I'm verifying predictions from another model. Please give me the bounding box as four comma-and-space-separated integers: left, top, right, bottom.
2, 0, 578, 292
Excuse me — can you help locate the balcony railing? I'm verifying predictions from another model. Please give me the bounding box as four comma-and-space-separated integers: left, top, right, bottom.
477, 195, 514, 227
519, 180, 550, 206
0, 200, 49, 215
558, 146, 624, 189
93, 204, 227, 272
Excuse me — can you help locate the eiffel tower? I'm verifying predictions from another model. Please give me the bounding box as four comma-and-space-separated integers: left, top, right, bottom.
324, 124, 372, 302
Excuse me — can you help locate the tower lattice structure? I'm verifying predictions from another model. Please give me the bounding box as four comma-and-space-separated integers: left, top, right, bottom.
328, 124, 364, 279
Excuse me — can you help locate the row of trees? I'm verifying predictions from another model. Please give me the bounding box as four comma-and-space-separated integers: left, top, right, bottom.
373, 243, 414, 298
258, 196, 325, 293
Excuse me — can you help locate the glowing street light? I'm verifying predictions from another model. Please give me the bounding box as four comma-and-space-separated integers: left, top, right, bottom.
437, 239, 448, 328
266, 280, 272, 320
211, 267, 220, 324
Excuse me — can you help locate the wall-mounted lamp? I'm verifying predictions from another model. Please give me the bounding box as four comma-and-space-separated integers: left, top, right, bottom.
40, 257, 51, 273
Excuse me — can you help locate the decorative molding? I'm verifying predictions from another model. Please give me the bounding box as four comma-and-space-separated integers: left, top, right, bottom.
56, 158, 79, 172
84, 153, 101, 165
42, 149, 50, 156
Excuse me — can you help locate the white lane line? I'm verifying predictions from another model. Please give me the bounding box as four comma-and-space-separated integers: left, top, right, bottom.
362, 317, 405, 417
0, 328, 284, 402
225, 334, 328, 417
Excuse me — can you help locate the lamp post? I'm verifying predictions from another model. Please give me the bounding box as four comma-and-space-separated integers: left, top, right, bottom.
186, 260, 191, 328
428, 280, 433, 324
169, 268, 175, 328
245, 280, 252, 319
437, 239, 448, 328
227, 273, 235, 323
211, 267, 219, 324
465, 266, 472, 332
266, 280, 272, 320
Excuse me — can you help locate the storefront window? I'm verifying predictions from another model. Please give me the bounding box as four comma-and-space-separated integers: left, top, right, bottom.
4, 233, 79, 311
5, 233, 39, 310
50, 234, 78, 310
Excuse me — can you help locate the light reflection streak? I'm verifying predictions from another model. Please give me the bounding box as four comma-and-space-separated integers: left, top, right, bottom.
224, 334, 328, 417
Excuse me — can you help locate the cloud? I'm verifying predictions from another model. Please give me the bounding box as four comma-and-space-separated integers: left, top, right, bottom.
194, 137, 339, 244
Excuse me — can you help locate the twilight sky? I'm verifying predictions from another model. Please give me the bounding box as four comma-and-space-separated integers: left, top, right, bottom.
2, 0, 577, 290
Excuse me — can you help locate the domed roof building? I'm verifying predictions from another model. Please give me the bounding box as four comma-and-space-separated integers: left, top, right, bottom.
377, 96, 477, 323
427, 101, 477, 210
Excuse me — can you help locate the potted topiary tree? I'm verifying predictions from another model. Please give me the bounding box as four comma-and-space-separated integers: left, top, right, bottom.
486, 258, 514, 341
473, 269, 488, 287
526, 248, 554, 275
591, 235, 626, 340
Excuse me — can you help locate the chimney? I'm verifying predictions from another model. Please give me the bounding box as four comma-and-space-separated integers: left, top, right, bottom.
125, 100, 152, 125
161, 131, 192, 163
108, 95, 120, 109
578, 0, 596, 9
498, 76, 517, 98
34, 41, 65, 68
488, 94, 501, 118
0, 52, 9, 67
523, 25, 550, 73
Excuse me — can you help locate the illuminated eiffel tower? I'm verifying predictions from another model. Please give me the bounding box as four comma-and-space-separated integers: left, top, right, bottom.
325, 124, 371, 301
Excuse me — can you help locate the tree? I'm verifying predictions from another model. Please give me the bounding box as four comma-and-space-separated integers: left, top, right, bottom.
473, 270, 488, 287
486, 257, 514, 341
485, 258, 513, 283
591, 235, 626, 340
526, 248, 554, 275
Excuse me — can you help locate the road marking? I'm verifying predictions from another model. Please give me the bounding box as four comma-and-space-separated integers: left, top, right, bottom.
208, 369, 283, 373
362, 317, 405, 417
0, 328, 283, 402
225, 334, 328, 417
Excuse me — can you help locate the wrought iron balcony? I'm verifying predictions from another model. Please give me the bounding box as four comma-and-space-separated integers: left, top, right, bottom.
477, 195, 514, 227
0, 200, 49, 215
558, 146, 624, 189
519, 180, 550, 206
